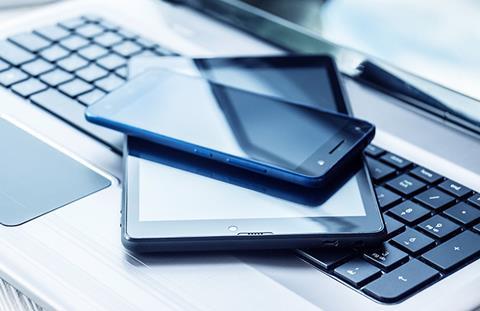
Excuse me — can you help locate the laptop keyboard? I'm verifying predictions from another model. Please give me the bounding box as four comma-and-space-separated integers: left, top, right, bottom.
298, 145, 480, 303
1, 14, 479, 305
0, 15, 176, 151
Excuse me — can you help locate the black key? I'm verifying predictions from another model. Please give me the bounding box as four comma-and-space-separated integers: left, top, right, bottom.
417, 215, 460, 240
298, 248, 354, 270
58, 17, 86, 30
30, 89, 122, 149
383, 214, 405, 238
389, 200, 430, 225
39, 69, 74, 87
473, 223, 480, 234
366, 158, 395, 181
375, 186, 401, 210
21, 59, 54, 76
391, 228, 435, 255
75, 23, 105, 38
77, 88, 106, 106
93, 31, 123, 47
94, 74, 124, 92
10, 78, 47, 97
8, 32, 50, 52
363, 259, 439, 302
0, 68, 28, 87
112, 40, 143, 57
57, 54, 89, 72
363, 243, 408, 271
380, 152, 411, 169
114, 66, 127, 79
35, 25, 70, 41
334, 258, 381, 288
78, 44, 109, 61
410, 166, 442, 184
414, 188, 455, 211
0, 40, 35, 66
422, 230, 480, 272
58, 79, 93, 97
0, 59, 9, 72
438, 180, 471, 198
96, 53, 127, 71
59, 35, 90, 51
39, 44, 70, 62
444, 202, 480, 226
75, 64, 108, 82
365, 145, 384, 157
468, 193, 480, 208
386, 174, 426, 196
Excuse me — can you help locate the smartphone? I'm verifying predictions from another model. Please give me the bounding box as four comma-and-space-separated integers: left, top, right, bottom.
86, 59, 374, 187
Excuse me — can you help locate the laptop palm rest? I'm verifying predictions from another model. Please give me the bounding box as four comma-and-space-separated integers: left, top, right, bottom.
0, 117, 111, 226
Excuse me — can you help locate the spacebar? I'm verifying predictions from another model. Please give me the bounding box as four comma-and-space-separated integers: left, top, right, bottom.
30, 89, 122, 152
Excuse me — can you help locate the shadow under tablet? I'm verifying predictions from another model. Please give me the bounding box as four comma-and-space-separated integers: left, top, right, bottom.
128, 136, 361, 207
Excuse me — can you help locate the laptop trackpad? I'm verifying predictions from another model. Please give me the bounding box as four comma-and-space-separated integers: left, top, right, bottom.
0, 117, 111, 226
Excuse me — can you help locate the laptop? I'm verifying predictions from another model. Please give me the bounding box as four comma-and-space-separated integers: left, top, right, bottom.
0, 0, 478, 310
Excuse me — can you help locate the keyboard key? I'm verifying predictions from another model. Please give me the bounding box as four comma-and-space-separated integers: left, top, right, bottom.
444, 202, 480, 226
59, 35, 90, 51
0, 59, 9, 72
114, 66, 127, 79
438, 180, 471, 198
386, 174, 426, 196
473, 223, 480, 234
75, 23, 105, 38
77, 88, 106, 106
363, 243, 408, 271
81, 14, 103, 23
75, 63, 108, 82
10, 78, 47, 97
0, 40, 35, 65
468, 193, 480, 208
35, 25, 70, 41
380, 152, 411, 169
391, 228, 435, 255
298, 248, 354, 270
0, 68, 28, 86
417, 215, 460, 240
39, 44, 70, 62
93, 31, 123, 47
414, 188, 455, 211
410, 166, 442, 184
98, 20, 120, 31
58, 17, 86, 30
39, 69, 74, 87
117, 28, 139, 40
30, 89, 122, 149
383, 214, 405, 238
136, 37, 158, 49
8, 32, 50, 52
58, 79, 93, 97
334, 258, 381, 288
56, 54, 89, 72
389, 201, 430, 225
96, 53, 127, 71
375, 186, 401, 210
363, 259, 439, 303
112, 40, 143, 57
422, 231, 480, 272
78, 44, 109, 61
21, 59, 54, 76
94, 74, 124, 92
366, 158, 395, 181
